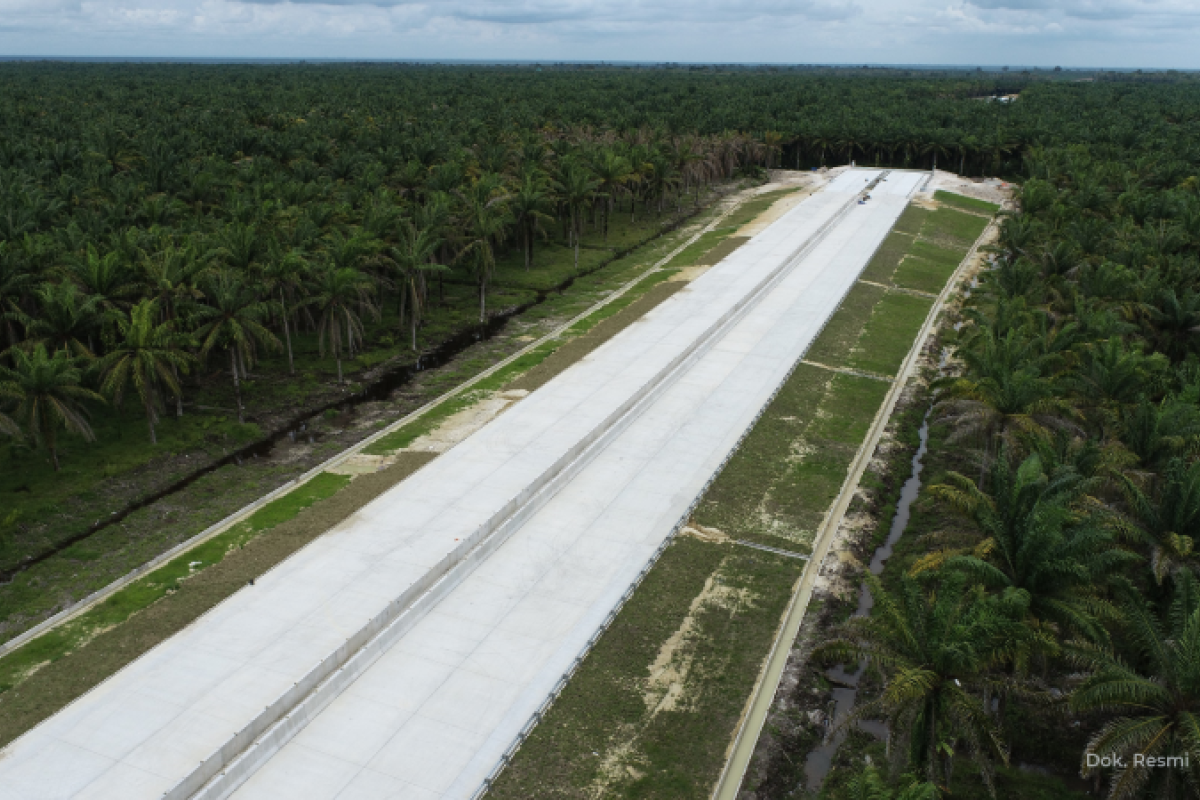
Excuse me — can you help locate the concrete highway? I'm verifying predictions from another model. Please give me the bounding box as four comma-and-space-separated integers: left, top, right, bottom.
0, 169, 924, 800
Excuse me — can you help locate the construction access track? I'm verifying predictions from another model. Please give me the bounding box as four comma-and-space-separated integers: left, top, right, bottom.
0, 169, 927, 800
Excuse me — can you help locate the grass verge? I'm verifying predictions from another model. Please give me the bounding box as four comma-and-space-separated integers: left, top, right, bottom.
695, 365, 889, 554
858, 231, 913, 284
933, 189, 1001, 215
804, 283, 888, 366
487, 537, 803, 800
0, 472, 352, 694
847, 294, 934, 377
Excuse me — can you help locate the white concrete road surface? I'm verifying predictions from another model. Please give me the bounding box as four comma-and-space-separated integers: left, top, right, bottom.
0, 170, 924, 800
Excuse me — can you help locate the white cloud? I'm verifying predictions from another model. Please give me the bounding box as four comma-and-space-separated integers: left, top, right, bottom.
0, 0, 1197, 66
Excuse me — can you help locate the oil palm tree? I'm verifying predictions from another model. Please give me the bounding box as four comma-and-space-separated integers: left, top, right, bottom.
1146, 288, 1200, 362
838, 132, 864, 165
192, 270, 280, 423
1, 344, 104, 471
591, 150, 631, 244
984, 131, 1018, 176
259, 243, 310, 376
1069, 572, 1200, 800
65, 243, 138, 348
843, 765, 939, 800
557, 160, 600, 270
1068, 338, 1167, 434
209, 221, 264, 272
1118, 395, 1200, 472
922, 137, 952, 172
303, 264, 377, 385
935, 364, 1072, 470
386, 222, 447, 351
21, 281, 103, 359
817, 573, 1024, 793
141, 242, 206, 325
459, 193, 511, 323
510, 173, 555, 270
99, 299, 195, 444
141, 241, 207, 416
920, 447, 1132, 644
1116, 457, 1200, 584
0, 245, 34, 352
811, 131, 836, 167
957, 135, 979, 176
646, 153, 681, 216
761, 130, 784, 171
322, 230, 381, 274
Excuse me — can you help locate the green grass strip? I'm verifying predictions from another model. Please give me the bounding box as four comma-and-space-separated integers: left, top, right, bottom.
848, 293, 934, 377
663, 228, 728, 270
721, 186, 804, 230
910, 238, 963, 268
892, 204, 932, 235
934, 189, 1000, 215
923, 205, 990, 245
488, 538, 802, 800
695, 365, 889, 553
564, 271, 679, 335
0, 471, 351, 694
697, 236, 749, 265
892, 256, 952, 295
661, 188, 804, 272
890, 239, 962, 295
859, 231, 914, 284
806, 282, 888, 366
363, 272, 679, 456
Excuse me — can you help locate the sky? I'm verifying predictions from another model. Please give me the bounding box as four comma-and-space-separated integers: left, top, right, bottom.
1, 0, 1198, 69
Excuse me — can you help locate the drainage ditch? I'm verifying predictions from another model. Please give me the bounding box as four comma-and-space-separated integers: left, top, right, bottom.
803, 406, 932, 792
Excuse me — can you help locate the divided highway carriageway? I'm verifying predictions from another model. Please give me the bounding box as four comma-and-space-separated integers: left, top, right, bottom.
0, 169, 926, 800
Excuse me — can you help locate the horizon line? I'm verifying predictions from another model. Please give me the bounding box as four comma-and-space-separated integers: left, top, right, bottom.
0, 56, 1193, 72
